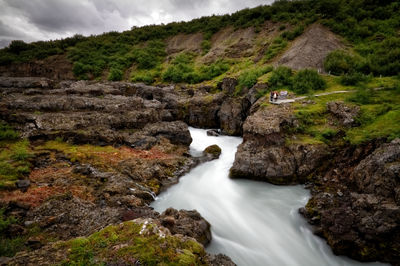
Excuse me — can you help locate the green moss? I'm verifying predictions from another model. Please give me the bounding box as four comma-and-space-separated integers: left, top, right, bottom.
0, 122, 19, 141
204, 144, 222, 157
0, 139, 33, 189
61, 221, 207, 265
37, 140, 116, 163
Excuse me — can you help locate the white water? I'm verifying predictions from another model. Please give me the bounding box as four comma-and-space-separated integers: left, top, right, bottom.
151, 127, 385, 266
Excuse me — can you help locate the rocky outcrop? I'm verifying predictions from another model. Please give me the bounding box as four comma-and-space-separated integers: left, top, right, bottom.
8, 218, 235, 266
160, 208, 212, 246
301, 139, 400, 263
0, 55, 74, 80
218, 97, 250, 135
230, 104, 329, 184
327, 101, 360, 127
0, 77, 238, 264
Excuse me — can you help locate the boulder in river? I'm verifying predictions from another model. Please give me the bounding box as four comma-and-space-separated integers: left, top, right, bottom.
203, 144, 222, 160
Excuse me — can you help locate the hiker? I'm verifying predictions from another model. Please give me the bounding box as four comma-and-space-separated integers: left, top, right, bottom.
273, 91, 278, 102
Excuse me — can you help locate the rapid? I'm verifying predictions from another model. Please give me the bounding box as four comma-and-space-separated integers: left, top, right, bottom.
151, 127, 384, 266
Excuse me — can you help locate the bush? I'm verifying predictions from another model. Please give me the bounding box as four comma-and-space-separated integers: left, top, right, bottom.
324, 50, 354, 75
340, 72, 369, 86
8, 40, 30, 54
269, 66, 293, 88
131, 71, 158, 84
265, 37, 288, 61
162, 53, 229, 84
201, 40, 211, 55
198, 60, 229, 80
237, 66, 273, 91
292, 69, 326, 94
72, 62, 90, 79
281, 25, 304, 41
108, 68, 123, 81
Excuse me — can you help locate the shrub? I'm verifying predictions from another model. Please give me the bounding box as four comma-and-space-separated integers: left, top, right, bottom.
72, 62, 90, 79
292, 69, 326, 94
269, 66, 293, 88
340, 72, 369, 86
132, 71, 157, 85
201, 40, 211, 55
324, 50, 354, 75
265, 37, 288, 61
281, 25, 304, 41
162, 53, 228, 84
237, 66, 273, 91
108, 68, 123, 81
8, 40, 30, 54
198, 60, 229, 80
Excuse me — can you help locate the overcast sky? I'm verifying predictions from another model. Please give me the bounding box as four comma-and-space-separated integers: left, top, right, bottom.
0, 0, 274, 48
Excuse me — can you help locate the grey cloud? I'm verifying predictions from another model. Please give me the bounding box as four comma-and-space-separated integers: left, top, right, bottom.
0, 0, 273, 48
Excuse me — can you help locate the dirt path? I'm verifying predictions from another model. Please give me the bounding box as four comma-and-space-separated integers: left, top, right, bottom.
270, 90, 354, 105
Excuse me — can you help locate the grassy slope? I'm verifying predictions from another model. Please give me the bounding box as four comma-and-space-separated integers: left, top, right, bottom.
0, 0, 399, 83
280, 76, 400, 145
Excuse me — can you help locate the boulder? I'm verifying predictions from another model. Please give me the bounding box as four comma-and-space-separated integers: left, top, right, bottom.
203, 144, 222, 160
160, 208, 212, 246
327, 101, 360, 127
207, 129, 220, 136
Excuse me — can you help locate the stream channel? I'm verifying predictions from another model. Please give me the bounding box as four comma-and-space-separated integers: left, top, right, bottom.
151, 127, 385, 266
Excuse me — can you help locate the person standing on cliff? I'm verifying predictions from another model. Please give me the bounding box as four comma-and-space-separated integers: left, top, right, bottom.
273, 91, 278, 102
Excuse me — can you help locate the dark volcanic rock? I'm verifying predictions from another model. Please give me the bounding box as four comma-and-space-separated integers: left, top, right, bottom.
230, 104, 328, 184
352, 139, 400, 199
179, 92, 225, 128
143, 121, 192, 146
302, 139, 400, 263
327, 101, 360, 127
203, 144, 222, 160
217, 77, 238, 96
160, 208, 212, 246
207, 129, 220, 136
218, 97, 250, 136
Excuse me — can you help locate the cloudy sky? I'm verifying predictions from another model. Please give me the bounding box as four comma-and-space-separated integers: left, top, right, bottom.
0, 0, 274, 48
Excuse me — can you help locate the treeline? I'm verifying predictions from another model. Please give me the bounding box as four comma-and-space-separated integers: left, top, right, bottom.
0, 0, 399, 79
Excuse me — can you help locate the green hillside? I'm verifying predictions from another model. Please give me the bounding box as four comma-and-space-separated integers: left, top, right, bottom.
0, 0, 399, 83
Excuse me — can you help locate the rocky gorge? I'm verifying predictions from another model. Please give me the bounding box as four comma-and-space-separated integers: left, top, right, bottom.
0, 75, 399, 266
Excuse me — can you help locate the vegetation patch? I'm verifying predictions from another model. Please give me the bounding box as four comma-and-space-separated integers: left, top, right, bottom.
162, 53, 229, 84
292, 69, 326, 94
59, 220, 207, 265
237, 65, 273, 93
0, 139, 33, 189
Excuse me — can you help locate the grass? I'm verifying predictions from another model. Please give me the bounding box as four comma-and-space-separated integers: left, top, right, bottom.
0, 139, 32, 189
60, 220, 207, 265
346, 110, 400, 144
287, 76, 400, 145
36, 140, 117, 169
264, 37, 288, 62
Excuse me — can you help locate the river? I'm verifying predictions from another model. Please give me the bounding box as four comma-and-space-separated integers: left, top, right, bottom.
151, 127, 385, 266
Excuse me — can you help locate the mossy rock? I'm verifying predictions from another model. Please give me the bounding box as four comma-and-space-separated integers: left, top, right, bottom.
203, 144, 222, 159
